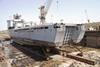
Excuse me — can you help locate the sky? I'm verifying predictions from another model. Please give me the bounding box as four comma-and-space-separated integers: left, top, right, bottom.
0, 0, 100, 31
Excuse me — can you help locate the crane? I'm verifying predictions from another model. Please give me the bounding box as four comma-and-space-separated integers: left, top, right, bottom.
39, 0, 53, 24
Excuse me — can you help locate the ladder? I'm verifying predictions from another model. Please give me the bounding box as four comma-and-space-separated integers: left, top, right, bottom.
63, 27, 72, 45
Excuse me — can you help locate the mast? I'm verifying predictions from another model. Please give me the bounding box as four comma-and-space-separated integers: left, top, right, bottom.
85, 10, 90, 23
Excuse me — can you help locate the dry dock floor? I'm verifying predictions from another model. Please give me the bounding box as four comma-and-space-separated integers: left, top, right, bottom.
0, 41, 100, 67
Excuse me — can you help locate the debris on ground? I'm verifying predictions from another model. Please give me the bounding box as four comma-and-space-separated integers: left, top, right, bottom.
40, 51, 100, 67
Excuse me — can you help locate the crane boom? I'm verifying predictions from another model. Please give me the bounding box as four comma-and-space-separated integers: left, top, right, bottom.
39, 0, 53, 24
45, 0, 53, 15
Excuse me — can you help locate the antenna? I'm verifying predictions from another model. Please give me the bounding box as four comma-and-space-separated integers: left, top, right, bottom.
85, 10, 90, 23
56, 0, 59, 9
56, 0, 60, 22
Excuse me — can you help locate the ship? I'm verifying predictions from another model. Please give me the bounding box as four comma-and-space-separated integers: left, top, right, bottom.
7, 0, 85, 47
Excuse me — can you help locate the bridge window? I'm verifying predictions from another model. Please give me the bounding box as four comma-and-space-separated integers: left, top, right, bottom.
54, 26, 60, 28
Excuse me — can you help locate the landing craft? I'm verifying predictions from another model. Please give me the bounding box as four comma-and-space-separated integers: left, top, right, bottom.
7, 0, 85, 47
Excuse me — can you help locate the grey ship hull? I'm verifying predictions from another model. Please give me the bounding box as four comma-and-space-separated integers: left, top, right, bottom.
8, 23, 85, 47
9, 23, 65, 47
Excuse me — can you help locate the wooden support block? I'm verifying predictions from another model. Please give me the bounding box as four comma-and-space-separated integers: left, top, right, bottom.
66, 54, 95, 65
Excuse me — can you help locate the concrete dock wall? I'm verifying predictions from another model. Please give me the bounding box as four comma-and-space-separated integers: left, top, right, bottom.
81, 31, 100, 48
